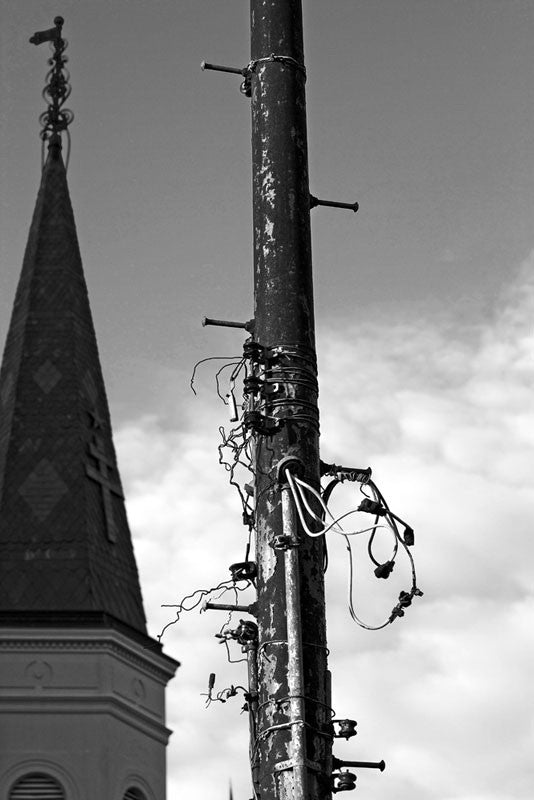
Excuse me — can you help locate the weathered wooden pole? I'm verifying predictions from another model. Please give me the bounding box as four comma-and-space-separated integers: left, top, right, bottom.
249, 2, 331, 798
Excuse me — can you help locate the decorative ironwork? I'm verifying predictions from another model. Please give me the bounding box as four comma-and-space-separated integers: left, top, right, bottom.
29, 16, 74, 165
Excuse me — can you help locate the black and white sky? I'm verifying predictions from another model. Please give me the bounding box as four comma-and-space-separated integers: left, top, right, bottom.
1, 2, 533, 799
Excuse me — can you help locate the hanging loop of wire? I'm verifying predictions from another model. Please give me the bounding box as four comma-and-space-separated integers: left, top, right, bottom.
285, 469, 390, 540
284, 468, 422, 630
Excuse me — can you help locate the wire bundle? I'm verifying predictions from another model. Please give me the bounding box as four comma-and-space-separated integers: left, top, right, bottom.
285, 469, 421, 630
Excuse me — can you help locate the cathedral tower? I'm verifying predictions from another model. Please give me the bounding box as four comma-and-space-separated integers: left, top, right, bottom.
0, 19, 178, 800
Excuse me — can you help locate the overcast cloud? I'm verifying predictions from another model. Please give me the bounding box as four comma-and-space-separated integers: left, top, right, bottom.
116, 251, 534, 800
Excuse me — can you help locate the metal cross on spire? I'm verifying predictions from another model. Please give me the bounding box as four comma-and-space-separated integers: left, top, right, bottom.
30, 16, 74, 165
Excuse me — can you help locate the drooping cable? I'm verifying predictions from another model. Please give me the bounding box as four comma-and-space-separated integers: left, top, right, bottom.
190, 355, 242, 395
158, 578, 252, 641
284, 467, 422, 630
344, 534, 391, 630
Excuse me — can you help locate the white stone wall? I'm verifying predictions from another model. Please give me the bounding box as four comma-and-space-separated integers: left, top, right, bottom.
0, 626, 177, 800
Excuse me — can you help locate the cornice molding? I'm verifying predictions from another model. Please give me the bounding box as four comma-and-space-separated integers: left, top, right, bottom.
0, 694, 173, 744
0, 627, 178, 683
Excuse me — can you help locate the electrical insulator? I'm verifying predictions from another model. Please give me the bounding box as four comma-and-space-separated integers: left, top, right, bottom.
235, 620, 258, 646
229, 561, 257, 582
374, 560, 395, 579
243, 340, 265, 363
243, 410, 261, 431
398, 590, 413, 608
358, 498, 386, 516
243, 410, 281, 435
333, 771, 357, 793
243, 375, 263, 395
334, 719, 358, 739
403, 526, 415, 546
240, 76, 252, 97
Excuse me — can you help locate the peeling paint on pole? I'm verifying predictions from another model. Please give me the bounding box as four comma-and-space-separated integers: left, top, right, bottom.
250, 2, 332, 798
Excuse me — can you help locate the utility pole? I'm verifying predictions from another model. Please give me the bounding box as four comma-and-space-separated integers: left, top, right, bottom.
201, 3, 403, 798
249, 2, 329, 799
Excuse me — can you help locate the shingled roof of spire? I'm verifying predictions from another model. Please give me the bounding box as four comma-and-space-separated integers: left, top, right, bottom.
0, 138, 147, 634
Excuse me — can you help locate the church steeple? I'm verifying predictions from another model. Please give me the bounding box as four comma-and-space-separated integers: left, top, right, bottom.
0, 32, 146, 634
0, 23, 177, 800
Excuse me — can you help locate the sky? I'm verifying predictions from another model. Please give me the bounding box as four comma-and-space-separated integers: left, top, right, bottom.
1, 1, 533, 799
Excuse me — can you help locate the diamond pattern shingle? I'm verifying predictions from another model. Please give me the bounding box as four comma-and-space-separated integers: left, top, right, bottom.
33, 359, 62, 393
0, 139, 147, 634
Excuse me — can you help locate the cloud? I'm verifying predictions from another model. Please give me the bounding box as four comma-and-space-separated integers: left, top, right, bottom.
116, 251, 534, 799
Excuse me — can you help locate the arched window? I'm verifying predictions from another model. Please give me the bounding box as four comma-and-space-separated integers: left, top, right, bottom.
123, 790, 146, 800
9, 773, 65, 799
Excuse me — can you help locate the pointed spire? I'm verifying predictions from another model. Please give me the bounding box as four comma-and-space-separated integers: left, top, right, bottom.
0, 54, 146, 634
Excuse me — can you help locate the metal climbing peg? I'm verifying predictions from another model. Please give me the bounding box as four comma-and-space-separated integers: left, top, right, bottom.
201, 60, 247, 76
309, 195, 359, 213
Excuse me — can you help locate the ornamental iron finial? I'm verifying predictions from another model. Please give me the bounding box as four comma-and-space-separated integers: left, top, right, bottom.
30, 16, 74, 166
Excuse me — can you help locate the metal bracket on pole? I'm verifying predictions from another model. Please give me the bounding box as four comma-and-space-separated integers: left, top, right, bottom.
320, 460, 372, 482
333, 757, 386, 772
201, 60, 252, 97
203, 316, 255, 333
309, 195, 359, 213
275, 758, 320, 773
201, 60, 247, 76
203, 600, 257, 616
